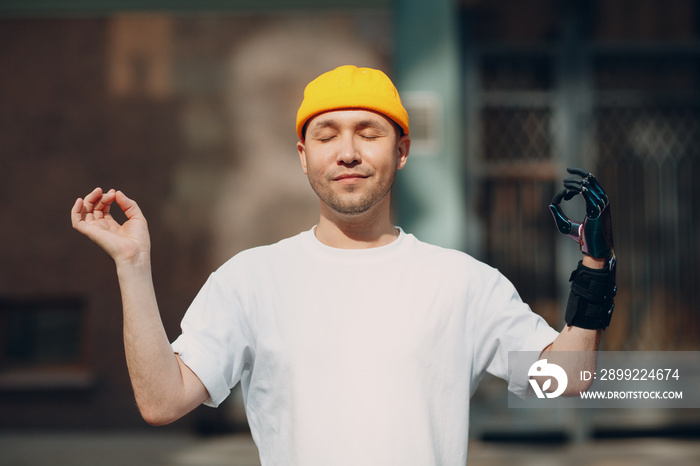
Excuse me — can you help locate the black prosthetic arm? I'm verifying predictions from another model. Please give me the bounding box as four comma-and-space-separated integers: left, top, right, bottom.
550, 168, 616, 330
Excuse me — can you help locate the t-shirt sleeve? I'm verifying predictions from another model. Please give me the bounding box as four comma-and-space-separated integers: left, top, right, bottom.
171, 262, 255, 408
472, 267, 559, 399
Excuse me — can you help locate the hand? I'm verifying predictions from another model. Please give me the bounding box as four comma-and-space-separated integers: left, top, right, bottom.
549, 168, 614, 259
71, 188, 151, 265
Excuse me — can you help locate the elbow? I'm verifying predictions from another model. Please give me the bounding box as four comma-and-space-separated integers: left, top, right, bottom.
137, 401, 182, 426
142, 413, 174, 427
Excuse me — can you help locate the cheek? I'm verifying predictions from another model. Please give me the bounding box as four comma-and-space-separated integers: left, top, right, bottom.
304, 151, 336, 177
305, 160, 327, 180
370, 150, 399, 173
365, 141, 399, 164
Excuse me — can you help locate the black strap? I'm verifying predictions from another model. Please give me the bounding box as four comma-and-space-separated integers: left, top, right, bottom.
565, 257, 617, 330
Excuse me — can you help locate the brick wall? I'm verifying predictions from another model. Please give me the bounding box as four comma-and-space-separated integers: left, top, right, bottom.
0, 12, 391, 431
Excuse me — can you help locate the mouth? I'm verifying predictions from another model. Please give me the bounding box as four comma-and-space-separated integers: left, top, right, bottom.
333, 173, 369, 183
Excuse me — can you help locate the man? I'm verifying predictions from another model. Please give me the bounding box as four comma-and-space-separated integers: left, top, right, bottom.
71, 65, 615, 465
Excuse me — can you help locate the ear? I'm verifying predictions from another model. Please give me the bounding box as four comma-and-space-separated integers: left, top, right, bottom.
396, 135, 410, 170
297, 140, 308, 175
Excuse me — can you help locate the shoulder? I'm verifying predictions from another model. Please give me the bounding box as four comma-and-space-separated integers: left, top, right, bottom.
214, 230, 310, 275
401, 233, 504, 287
406, 233, 494, 271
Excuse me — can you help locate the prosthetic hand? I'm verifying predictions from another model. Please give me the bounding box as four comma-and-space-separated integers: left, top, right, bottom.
550, 168, 616, 330
549, 167, 613, 259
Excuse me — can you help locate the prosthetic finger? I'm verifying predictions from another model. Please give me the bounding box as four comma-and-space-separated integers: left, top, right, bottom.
581, 180, 606, 218
551, 188, 566, 206
582, 177, 609, 216
563, 188, 579, 201
584, 174, 608, 204
563, 176, 583, 194
549, 189, 582, 242
563, 168, 593, 199
566, 167, 589, 178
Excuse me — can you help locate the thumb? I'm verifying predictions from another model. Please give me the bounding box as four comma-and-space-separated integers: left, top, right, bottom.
115, 191, 145, 221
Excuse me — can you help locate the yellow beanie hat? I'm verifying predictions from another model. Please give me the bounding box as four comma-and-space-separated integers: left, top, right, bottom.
296, 65, 409, 139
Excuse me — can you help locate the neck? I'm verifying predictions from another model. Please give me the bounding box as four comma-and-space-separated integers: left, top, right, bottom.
314, 200, 398, 249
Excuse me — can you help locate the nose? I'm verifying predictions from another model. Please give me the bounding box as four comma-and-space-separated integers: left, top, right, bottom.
336, 134, 361, 167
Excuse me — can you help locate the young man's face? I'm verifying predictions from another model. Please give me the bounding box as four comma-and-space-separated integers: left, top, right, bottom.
297, 109, 410, 217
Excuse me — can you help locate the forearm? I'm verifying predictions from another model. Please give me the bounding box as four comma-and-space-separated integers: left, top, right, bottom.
582, 254, 606, 270
544, 325, 600, 354
539, 254, 605, 394
544, 254, 605, 350
116, 258, 202, 425
72, 189, 206, 423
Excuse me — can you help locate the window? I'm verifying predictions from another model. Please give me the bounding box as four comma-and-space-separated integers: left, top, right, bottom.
0, 297, 93, 390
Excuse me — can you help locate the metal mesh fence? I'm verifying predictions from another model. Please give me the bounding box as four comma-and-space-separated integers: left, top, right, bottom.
594, 105, 700, 350
475, 53, 561, 325
477, 175, 559, 324
591, 51, 700, 349
482, 107, 553, 163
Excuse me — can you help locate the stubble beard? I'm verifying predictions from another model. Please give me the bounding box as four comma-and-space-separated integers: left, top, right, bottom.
309, 170, 396, 216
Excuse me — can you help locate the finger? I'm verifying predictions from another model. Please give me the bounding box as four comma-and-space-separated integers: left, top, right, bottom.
82, 187, 104, 213
563, 177, 582, 193
93, 189, 116, 211
563, 189, 579, 201
582, 179, 606, 208
71, 197, 100, 235
550, 189, 567, 206
584, 175, 608, 205
71, 198, 86, 229
92, 189, 117, 220
566, 167, 590, 178
549, 203, 573, 235
549, 203, 582, 241
115, 191, 144, 221
582, 179, 605, 206
581, 183, 605, 218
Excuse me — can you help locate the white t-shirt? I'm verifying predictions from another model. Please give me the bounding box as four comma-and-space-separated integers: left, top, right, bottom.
171, 228, 558, 465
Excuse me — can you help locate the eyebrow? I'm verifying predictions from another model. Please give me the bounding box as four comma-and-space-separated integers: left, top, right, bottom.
310, 119, 339, 131
309, 118, 386, 132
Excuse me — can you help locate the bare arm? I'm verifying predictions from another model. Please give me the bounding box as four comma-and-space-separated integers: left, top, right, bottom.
544, 255, 605, 351
71, 188, 208, 425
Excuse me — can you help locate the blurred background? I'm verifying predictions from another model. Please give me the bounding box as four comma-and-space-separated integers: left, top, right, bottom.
1, 0, 699, 464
